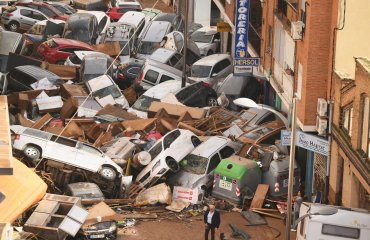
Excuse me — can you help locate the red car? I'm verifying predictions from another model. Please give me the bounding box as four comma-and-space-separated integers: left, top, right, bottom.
15, 2, 69, 21
37, 38, 93, 64
106, 7, 141, 21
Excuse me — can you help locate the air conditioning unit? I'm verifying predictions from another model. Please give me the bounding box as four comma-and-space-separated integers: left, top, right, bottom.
317, 98, 328, 117
291, 21, 305, 40
316, 116, 328, 136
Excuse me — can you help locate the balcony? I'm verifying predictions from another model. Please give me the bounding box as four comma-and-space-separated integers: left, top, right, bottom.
276, 0, 298, 30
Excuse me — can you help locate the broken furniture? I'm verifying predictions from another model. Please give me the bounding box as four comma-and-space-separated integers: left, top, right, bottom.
23, 194, 88, 240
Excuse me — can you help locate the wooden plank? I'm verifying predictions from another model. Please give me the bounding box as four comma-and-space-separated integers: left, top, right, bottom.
118, 213, 158, 219
0, 96, 13, 175
251, 209, 285, 220
250, 184, 269, 209
148, 102, 206, 120
31, 113, 53, 130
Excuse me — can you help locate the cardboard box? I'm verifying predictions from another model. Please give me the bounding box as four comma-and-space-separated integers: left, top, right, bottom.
148, 102, 206, 120
60, 84, 88, 100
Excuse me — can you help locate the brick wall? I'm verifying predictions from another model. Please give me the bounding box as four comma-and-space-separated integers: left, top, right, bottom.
224, 0, 235, 22
296, 0, 334, 126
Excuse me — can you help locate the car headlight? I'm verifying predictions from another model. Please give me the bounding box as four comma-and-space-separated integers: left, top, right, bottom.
109, 223, 117, 233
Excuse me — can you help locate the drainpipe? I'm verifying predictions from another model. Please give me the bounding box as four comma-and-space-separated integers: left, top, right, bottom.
324, 101, 334, 203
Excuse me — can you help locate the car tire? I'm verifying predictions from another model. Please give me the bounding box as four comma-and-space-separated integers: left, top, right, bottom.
23, 145, 41, 160
8, 21, 19, 32
166, 157, 180, 172
207, 96, 218, 106
99, 166, 117, 181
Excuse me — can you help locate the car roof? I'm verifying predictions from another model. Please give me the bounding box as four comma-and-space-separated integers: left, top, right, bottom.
118, 11, 145, 26
13, 65, 59, 80
150, 48, 176, 62
52, 37, 92, 49
190, 136, 230, 158
154, 12, 177, 22
196, 26, 217, 34
142, 80, 183, 99
140, 21, 171, 41
193, 54, 231, 66
145, 59, 182, 76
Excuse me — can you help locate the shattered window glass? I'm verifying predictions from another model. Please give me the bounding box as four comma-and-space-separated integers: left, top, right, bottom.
180, 154, 208, 175
132, 95, 157, 111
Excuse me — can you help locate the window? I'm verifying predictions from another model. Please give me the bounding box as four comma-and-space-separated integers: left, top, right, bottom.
159, 74, 174, 83
50, 135, 77, 147
321, 224, 360, 239
20, 9, 32, 17
32, 11, 46, 21
360, 95, 370, 158
98, 16, 108, 33
341, 104, 353, 137
143, 70, 159, 84
24, 128, 51, 139
219, 146, 235, 159
163, 130, 180, 149
148, 142, 163, 160
79, 144, 102, 155
207, 154, 221, 174
39, 6, 56, 17
169, 53, 181, 67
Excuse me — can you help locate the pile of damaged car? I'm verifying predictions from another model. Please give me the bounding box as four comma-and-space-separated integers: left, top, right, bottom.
2, 0, 364, 240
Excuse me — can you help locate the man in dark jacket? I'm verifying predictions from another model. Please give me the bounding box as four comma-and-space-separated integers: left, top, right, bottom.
204, 204, 221, 240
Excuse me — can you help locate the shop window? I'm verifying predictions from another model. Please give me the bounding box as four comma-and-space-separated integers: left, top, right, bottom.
340, 104, 353, 137
359, 95, 370, 158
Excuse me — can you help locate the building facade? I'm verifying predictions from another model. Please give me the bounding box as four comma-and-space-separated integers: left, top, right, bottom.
330, 58, 370, 209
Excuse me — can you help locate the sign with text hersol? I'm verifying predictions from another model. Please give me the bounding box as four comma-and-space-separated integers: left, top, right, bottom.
281, 130, 329, 156
233, 0, 260, 76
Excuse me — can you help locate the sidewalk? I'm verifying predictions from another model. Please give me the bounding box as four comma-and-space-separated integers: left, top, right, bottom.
139, 0, 174, 13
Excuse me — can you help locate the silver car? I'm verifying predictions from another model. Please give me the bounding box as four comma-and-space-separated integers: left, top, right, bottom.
10, 125, 123, 181
189, 54, 233, 89
167, 136, 241, 203
190, 26, 220, 56
1, 6, 48, 32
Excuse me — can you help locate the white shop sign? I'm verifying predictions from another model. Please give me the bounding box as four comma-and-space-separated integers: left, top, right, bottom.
281, 130, 329, 156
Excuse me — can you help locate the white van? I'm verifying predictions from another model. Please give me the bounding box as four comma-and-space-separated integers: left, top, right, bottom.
297, 203, 370, 240
136, 59, 182, 91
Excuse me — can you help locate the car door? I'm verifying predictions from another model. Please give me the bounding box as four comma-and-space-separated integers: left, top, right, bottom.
19, 9, 36, 30
75, 143, 103, 172
44, 135, 77, 166
204, 153, 222, 188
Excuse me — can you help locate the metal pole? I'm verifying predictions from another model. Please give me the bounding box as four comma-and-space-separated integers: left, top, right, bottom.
324, 101, 334, 203
181, 0, 189, 88
285, 97, 297, 240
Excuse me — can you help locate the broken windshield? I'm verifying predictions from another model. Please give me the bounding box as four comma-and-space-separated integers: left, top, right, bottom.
180, 154, 208, 175
132, 95, 157, 111
191, 65, 212, 78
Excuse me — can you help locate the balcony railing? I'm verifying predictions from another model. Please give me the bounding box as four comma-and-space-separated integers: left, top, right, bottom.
276, 0, 298, 29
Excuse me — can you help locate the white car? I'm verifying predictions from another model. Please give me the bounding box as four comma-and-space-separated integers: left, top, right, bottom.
10, 125, 123, 181
64, 51, 100, 67
86, 75, 129, 109
189, 54, 233, 89
190, 26, 220, 56
135, 129, 201, 188
167, 136, 241, 203
77, 10, 111, 44
128, 80, 188, 118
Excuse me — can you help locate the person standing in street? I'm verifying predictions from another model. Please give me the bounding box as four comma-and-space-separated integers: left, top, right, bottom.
204, 204, 221, 240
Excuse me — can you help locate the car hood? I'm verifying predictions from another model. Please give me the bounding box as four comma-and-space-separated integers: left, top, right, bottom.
168, 171, 204, 189
195, 42, 211, 50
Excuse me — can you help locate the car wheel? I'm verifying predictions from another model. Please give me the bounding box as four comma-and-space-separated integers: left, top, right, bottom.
207, 96, 218, 106
99, 166, 117, 181
8, 21, 19, 32
166, 157, 180, 172
23, 145, 41, 160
